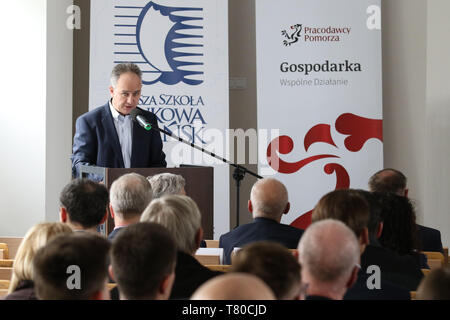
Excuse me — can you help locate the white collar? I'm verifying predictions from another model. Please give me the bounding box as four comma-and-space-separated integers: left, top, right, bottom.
109, 100, 128, 120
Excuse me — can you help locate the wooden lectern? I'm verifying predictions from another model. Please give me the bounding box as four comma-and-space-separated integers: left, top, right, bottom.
79, 165, 214, 239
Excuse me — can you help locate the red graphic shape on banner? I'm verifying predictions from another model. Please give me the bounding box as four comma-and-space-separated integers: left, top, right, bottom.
267, 136, 339, 174
290, 163, 350, 230
335, 113, 383, 152
290, 209, 312, 230
324, 163, 350, 190
304, 124, 336, 152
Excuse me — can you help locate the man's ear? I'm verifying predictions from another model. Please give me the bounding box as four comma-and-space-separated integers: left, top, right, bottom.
109, 204, 115, 220
283, 202, 290, 215
109, 86, 114, 97
60, 207, 68, 223
346, 266, 359, 289
248, 200, 253, 213
99, 210, 108, 225
158, 272, 175, 299
195, 227, 204, 250
376, 222, 384, 239
404, 188, 409, 198
360, 227, 369, 246
108, 265, 115, 282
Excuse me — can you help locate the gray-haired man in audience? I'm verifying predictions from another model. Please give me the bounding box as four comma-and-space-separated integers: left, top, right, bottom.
108, 173, 153, 241
298, 219, 360, 300
147, 172, 186, 198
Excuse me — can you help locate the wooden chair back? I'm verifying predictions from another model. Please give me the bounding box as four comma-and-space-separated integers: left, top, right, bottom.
422, 251, 445, 269
0, 280, 10, 290
107, 283, 117, 291
205, 265, 232, 272
195, 255, 220, 265
0, 244, 9, 260
0, 238, 23, 260
421, 268, 431, 276
0, 289, 8, 298
443, 247, 448, 266
0, 260, 14, 268
0, 267, 13, 281
205, 240, 219, 248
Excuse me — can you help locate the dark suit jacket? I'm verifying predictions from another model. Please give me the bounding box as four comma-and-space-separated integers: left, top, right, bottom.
107, 227, 126, 242
170, 251, 222, 300
344, 269, 411, 300
417, 224, 443, 253
3, 281, 37, 300
71, 103, 166, 178
361, 244, 424, 291
219, 217, 304, 265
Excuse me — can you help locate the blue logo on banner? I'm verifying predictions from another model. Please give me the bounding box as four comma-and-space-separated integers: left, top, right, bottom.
114, 2, 204, 86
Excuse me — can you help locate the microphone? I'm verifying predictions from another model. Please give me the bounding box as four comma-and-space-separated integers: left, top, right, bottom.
130, 108, 152, 131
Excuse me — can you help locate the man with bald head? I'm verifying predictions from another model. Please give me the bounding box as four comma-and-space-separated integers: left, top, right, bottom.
191, 273, 275, 300
219, 178, 304, 265
368, 168, 443, 253
298, 219, 360, 300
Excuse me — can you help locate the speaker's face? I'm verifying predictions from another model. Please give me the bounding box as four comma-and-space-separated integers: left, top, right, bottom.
110, 72, 142, 115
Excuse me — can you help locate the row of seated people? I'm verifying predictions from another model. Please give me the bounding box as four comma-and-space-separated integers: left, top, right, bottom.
0, 168, 447, 300
1, 217, 448, 300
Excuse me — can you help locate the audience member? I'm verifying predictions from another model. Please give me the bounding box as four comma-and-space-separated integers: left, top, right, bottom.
141, 195, 221, 299
147, 173, 186, 198
146, 172, 207, 247
368, 168, 443, 253
110, 222, 176, 300
416, 267, 450, 300
312, 189, 411, 299
33, 233, 110, 300
357, 190, 424, 293
59, 178, 109, 232
231, 241, 302, 300
298, 219, 360, 300
108, 173, 153, 240
377, 192, 429, 269
191, 273, 275, 300
219, 178, 304, 264
4, 222, 73, 300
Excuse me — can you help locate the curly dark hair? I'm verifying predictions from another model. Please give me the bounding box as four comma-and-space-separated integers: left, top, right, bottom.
376, 192, 419, 255
59, 179, 109, 228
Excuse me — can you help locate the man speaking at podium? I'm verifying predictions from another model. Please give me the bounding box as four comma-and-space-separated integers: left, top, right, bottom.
71, 63, 166, 179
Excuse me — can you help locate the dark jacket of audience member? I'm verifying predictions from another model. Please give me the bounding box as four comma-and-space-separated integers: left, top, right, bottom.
220, 178, 304, 265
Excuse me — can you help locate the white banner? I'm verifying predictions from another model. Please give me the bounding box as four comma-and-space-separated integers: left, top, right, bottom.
256, 0, 383, 228
90, 0, 229, 238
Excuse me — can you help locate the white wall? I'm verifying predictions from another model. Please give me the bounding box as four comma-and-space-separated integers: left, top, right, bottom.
383, 0, 450, 248
0, 0, 73, 236
424, 0, 450, 248
46, 0, 73, 223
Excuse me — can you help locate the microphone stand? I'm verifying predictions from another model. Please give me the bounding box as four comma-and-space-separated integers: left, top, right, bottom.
135, 115, 262, 228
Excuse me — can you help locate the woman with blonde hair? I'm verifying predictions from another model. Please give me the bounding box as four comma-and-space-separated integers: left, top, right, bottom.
4, 222, 73, 300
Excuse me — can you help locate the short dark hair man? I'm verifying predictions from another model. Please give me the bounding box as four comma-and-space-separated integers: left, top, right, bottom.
368, 168, 443, 253
110, 222, 177, 300
71, 63, 166, 179
59, 178, 109, 232
33, 233, 111, 300
231, 241, 302, 300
